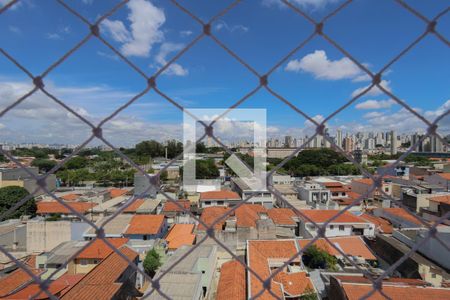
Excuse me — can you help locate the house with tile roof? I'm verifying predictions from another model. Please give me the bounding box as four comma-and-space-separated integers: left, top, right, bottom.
199, 190, 241, 208
124, 215, 167, 240
36, 201, 97, 220
231, 177, 274, 208
160, 199, 192, 224
216, 260, 246, 300
298, 210, 376, 238
373, 207, 424, 229
164, 224, 195, 253
424, 194, 450, 223
69, 238, 129, 274
329, 274, 450, 300
61, 245, 141, 300
247, 240, 317, 299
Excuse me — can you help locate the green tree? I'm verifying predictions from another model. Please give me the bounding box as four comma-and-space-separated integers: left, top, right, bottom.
31, 159, 57, 173
0, 186, 36, 220
0, 153, 7, 163
143, 248, 162, 277
301, 288, 318, 300
135, 140, 165, 158
302, 245, 337, 270
65, 156, 88, 169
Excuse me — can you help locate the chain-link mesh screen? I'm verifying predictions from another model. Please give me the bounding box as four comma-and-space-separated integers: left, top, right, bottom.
0, 0, 449, 299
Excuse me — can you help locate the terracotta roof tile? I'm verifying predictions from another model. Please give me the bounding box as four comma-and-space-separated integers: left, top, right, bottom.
109, 188, 128, 198
248, 240, 301, 299
37, 201, 96, 215
77, 238, 129, 259
165, 224, 195, 250
199, 190, 241, 201
360, 213, 393, 234
437, 173, 450, 180
322, 182, 344, 187
353, 178, 374, 186
125, 215, 165, 235
428, 195, 450, 205
122, 199, 145, 213
235, 204, 266, 228
267, 208, 296, 226
161, 200, 190, 213
298, 236, 376, 260
60, 194, 81, 201
298, 210, 370, 224
273, 271, 314, 297
61, 246, 138, 300
198, 206, 230, 231
341, 283, 450, 300
0, 268, 41, 297
216, 260, 246, 300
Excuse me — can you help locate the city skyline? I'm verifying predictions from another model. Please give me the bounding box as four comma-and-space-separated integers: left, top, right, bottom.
0, 0, 449, 146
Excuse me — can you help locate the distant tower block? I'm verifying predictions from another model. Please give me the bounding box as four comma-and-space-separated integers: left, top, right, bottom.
391, 130, 397, 155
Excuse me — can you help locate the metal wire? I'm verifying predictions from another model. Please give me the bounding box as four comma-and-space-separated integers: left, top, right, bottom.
0, 0, 449, 299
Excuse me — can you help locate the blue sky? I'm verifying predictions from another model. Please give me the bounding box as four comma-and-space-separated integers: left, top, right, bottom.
0, 0, 449, 146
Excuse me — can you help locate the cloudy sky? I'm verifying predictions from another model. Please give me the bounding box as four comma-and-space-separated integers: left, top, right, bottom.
0, 0, 449, 146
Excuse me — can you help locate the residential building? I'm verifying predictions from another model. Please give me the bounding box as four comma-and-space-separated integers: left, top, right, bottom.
231, 177, 274, 208
124, 215, 167, 240
147, 245, 217, 299
424, 173, 450, 191
61, 245, 140, 299
164, 224, 196, 253
423, 195, 450, 223
373, 208, 424, 229
199, 190, 241, 208
297, 182, 332, 209
247, 240, 316, 299
160, 199, 192, 224
216, 260, 246, 300
298, 210, 375, 238
36, 201, 97, 220
0, 167, 56, 196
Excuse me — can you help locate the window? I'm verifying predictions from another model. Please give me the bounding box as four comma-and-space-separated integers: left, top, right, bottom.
217, 201, 224, 205
80, 259, 88, 266
205, 201, 211, 205
202, 270, 206, 274
329, 225, 334, 230
339, 225, 345, 231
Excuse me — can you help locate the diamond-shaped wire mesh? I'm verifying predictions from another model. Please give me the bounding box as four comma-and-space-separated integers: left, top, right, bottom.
0, 0, 449, 299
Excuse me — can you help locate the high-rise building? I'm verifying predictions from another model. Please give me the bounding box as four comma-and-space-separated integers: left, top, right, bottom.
284, 136, 292, 148
344, 136, 354, 152
336, 129, 343, 148
391, 130, 397, 155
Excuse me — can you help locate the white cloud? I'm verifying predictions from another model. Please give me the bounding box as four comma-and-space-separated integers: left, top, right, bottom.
46, 33, 62, 40
8, 25, 20, 34
351, 80, 391, 98
214, 21, 249, 33
362, 111, 384, 119
97, 51, 119, 61
263, 0, 339, 10
355, 99, 396, 110
0, 79, 182, 146
46, 26, 71, 40
285, 50, 363, 80
155, 43, 188, 76
101, 19, 131, 43
180, 30, 193, 37
101, 0, 165, 57
81, 0, 94, 4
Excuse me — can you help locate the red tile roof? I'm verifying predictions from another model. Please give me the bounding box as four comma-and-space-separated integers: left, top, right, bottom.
437, 173, 450, 180
341, 283, 450, 300
360, 213, 393, 234
235, 204, 267, 228
60, 193, 81, 201
216, 260, 246, 300
298, 210, 370, 224
125, 215, 165, 235
322, 182, 344, 187
109, 188, 128, 198
165, 224, 195, 250
198, 206, 230, 231
61, 246, 138, 300
36, 201, 96, 215
248, 240, 301, 299
199, 190, 241, 201
273, 271, 314, 297
0, 268, 41, 297
334, 275, 428, 286
122, 199, 145, 213
161, 200, 190, 213
298, 236, 376, 260
76, 238, 129, 260
428, 195, 450, 206
267, 208, 296, 226
353, 178, 374, 186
